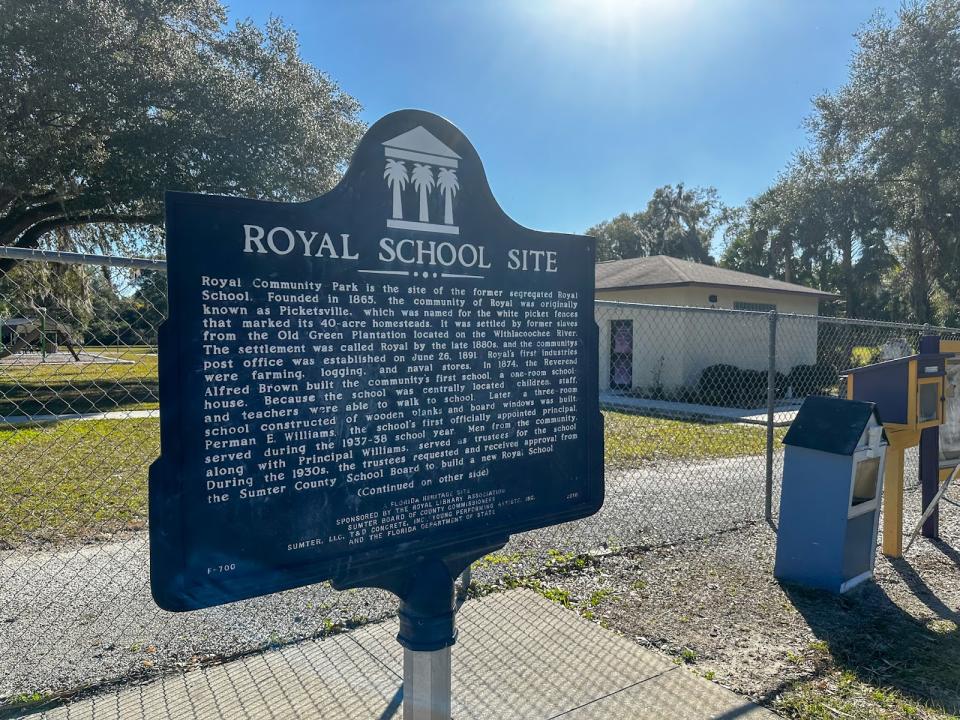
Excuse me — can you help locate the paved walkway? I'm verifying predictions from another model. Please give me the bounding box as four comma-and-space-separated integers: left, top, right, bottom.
0, 409, 159, 427
0, 351, 136, 366
41, 589, 777, 720
600, 392, 800, 427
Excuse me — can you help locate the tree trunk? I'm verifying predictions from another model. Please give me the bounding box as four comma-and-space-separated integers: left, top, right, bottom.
765, 231, 775, 278
908, 225, 931, 323
783, 234, 793, 284
839, 228, 856, 318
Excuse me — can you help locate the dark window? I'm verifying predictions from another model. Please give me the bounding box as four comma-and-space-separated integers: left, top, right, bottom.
610, 320, 633, 391
733, 301, 776, 313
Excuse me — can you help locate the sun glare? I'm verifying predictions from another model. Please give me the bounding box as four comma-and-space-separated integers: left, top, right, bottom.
554, 0, 692, 24
527, 0, 696, 46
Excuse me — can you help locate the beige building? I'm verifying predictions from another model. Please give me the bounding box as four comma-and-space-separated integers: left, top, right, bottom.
595, 255, 836, 394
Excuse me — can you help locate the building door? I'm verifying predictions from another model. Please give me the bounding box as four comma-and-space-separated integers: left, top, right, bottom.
610, 319, 633, 391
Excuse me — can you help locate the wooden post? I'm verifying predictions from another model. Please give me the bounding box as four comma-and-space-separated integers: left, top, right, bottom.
881, 429, 919, 558
882, 443, 905, 557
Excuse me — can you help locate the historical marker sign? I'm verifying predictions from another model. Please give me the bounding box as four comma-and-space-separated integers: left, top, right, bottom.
150, 110, 603, 611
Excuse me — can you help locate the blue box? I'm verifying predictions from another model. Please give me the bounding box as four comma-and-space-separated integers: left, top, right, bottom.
774, 396, 888, 593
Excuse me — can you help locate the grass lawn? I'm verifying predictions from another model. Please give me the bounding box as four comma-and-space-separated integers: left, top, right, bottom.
0, 412, 783, 548
0, 418, 157, 547
603, 410, 787, 466
0, 348, 158, 416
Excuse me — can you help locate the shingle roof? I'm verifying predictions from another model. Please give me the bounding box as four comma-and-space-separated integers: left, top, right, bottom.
594, 255, 836, 298
782, 396, 886, 456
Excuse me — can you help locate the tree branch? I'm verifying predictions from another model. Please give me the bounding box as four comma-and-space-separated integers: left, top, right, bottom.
0, 195, 125, 243
0, 190, 16, 215
12, 213, 162, 250
0, 203, 62, 244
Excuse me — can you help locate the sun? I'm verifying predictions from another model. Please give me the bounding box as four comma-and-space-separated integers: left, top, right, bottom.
544, 0, 693, 33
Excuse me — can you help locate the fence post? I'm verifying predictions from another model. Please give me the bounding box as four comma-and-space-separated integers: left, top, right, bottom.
765, 310, 778, 524
39, 306, 47, 362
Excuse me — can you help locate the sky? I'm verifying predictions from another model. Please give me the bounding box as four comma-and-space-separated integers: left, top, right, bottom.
225, 0, 902, 240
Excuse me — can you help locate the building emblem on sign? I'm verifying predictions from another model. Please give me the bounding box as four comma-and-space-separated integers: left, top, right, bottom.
383, 126, 461, 235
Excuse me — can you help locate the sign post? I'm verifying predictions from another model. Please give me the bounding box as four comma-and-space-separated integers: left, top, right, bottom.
404, 647, 451, 720
399, 558, 455, 720
150, 110, 603, 717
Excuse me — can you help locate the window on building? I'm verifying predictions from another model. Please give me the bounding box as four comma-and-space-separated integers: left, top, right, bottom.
733, 301, 777, 313
609, 320, 633, 391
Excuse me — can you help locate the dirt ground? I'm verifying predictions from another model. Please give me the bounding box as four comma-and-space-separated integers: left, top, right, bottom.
482, 494, 960, 720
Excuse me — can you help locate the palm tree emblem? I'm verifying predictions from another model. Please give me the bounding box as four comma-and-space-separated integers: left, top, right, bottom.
383, 159, 408, 219
411, 164, 435, 223
383, 127, 461, 234
436, 168, 459, 225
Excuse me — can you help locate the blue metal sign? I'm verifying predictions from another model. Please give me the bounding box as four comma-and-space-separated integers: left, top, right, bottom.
150, 110, 603, 611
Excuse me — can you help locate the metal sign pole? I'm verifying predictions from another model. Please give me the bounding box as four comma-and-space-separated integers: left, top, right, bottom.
403, 646, 452, 720
396, 561, 457, 720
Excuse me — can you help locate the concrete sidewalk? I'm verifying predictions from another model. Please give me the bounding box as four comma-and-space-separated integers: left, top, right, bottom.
0, 408, 159, 427
41, 589, 777, 720
600, 391, 800, 427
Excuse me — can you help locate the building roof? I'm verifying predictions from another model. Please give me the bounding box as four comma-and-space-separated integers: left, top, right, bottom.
843, 353, 954, 376
594, 255, 836, 298
782, 396, 887, 456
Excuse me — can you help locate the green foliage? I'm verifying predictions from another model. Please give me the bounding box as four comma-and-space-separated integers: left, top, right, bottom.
7, 691, 52, 711
473, 551, 523, 569
85, 270, 168, 345
718, 1, 960, 325
587, 184, 728, 263
0, 0, 363, 256
786, 363, 838, 397
0, 254, 95, 330
545, 548, 590, 573
849, 346, 882, 368
697, 364, 787, 408
588, 588, 614, 607
537, 587, 573, 608
810, 1, 960, 322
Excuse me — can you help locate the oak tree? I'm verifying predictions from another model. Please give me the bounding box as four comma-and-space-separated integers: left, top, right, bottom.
0, 0, 364, 256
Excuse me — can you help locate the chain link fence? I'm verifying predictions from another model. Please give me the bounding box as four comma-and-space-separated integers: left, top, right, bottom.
1, 251, 959, 710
